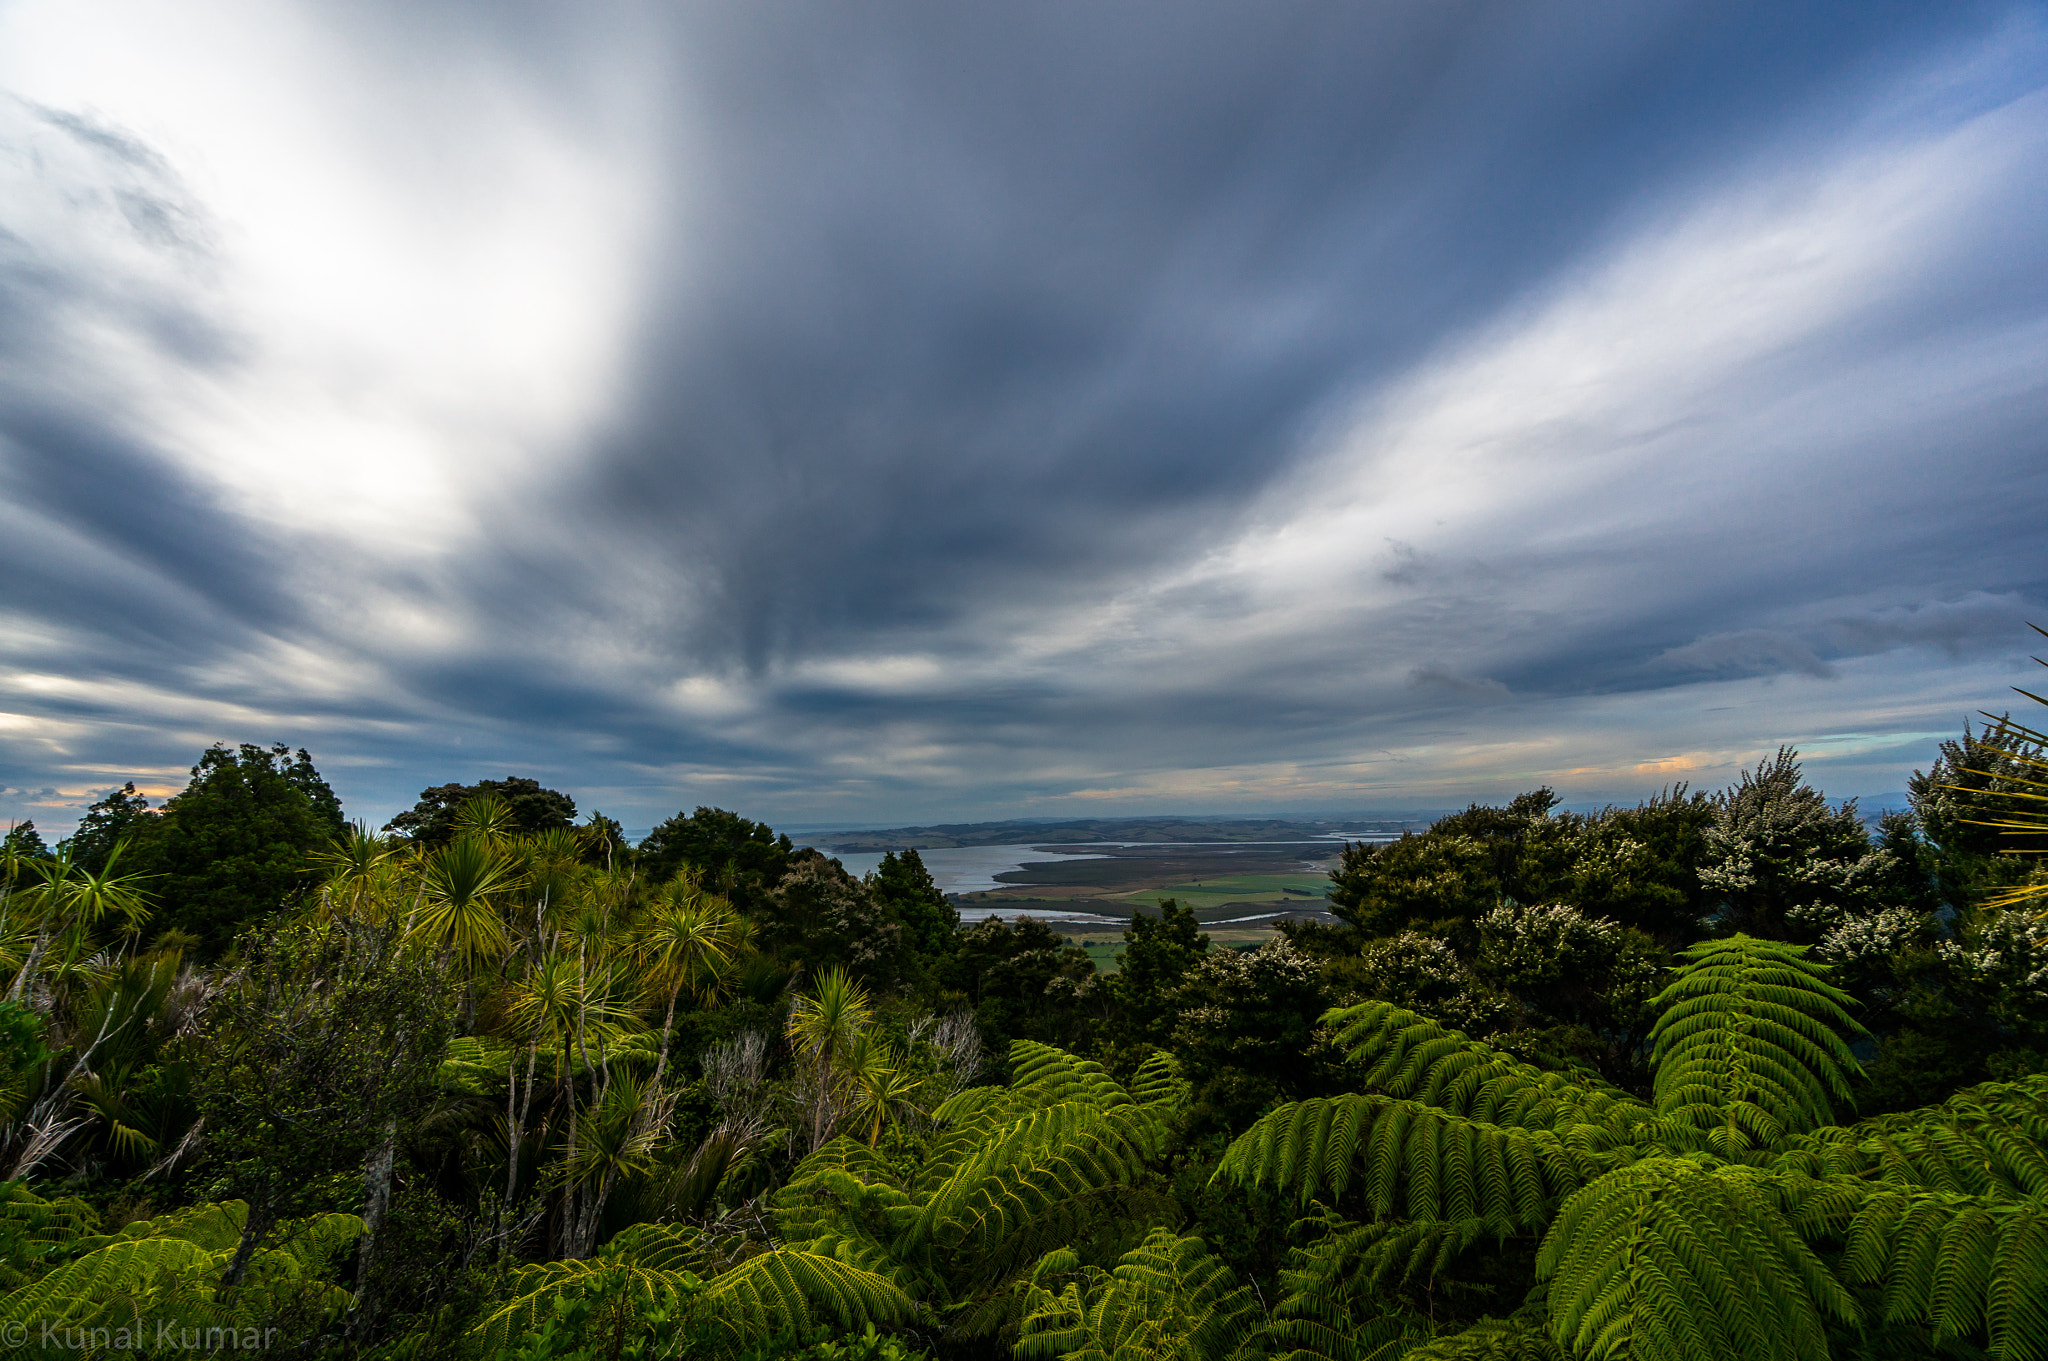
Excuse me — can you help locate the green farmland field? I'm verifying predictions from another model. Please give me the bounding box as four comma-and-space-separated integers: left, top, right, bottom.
1117, 872, 1329, 912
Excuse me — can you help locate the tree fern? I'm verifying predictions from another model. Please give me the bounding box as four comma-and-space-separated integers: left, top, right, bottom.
1216, 933, 1934, 1361
774, 1040, 1184, 1346
1251, 1210, 1476, 1361
1404, 1312, 1565, 1360
1831, 1187, 2048, 1361
1015, 1227, 1258, 1361
1648, 935, 1865, 1153
1214, 1094, 1596, 1227
0, 1199, 363, 1330
1327, 1001, 1652, 1136
0, 1234, 219, 1324
1536, 1158, 1857, 1361
910, 1101, 1160, 1258
1285, 1211, 1517, 1299
1776, 1074, 2048, 1200
472, 1226, 916, 1357
1131, 1049, 1192, 1115
0, 1182, 97, 1288
701, 1247, 918, 1345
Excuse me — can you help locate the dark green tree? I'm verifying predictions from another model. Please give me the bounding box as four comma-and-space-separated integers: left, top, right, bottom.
1428, 787, 1562, 888
864, 849, 958, 961
946, 917, 1100, 1063
192, 922, 455, 1298
1, 821, 48, 859
1552, 789, 1719, 942
638, 807, 793, 910
760, 850, 903, 984
384, 776, 576, 848
1168, 937, 1333, 1134
1327, 831, 1501, 941
146, 743, 346, 955
57, 783, 157, 873
1109, 898, 1209, 1044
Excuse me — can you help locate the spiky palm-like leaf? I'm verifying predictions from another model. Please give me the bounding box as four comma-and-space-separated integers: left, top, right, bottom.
412, 834, 520, 962
1950, 626, 2048, 919
786, 966, 873, 1071
1648, 936, 1865, 1153
1015, 1228, 1259, 1361
637, 878, 738, 1005
309, 822, 403, 922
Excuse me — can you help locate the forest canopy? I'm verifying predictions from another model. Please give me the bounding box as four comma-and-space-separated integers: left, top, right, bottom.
1, 679, 2045, 1359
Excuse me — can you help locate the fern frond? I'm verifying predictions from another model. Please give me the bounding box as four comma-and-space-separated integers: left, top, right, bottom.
1649, 935, 1865, 1151
1327, 1001, 1653, 1136
471, 1258, 682, 1354
1834, 1188, 2048, 1360
81, 1199, 248, 1255
1299, 1214, 1518, 1297
1215, 1094, 1598, 1226
911, 1100, 1157, 1258
775, 1138, 919, 1251
698, 1247, 918, 1343
952, 1185, 1179, 1296
0, 1183, 98, 1288
1404, 1313, 1566, 1360
1251, 1209, 1492, 1361
1014, 1228, 1258, 1361
1776, 1074, 2048, 1201
780, 1039, 1181, 1324
1536, 1156, 1858, 1361
3, 1199, 362, 1330
1131, 1050, 1192, 1115
1254, 1304, 1432, 1361
0, 1235, 216, 1323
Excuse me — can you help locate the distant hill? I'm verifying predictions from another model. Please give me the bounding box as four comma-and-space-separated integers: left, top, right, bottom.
821, 814, 1424, 852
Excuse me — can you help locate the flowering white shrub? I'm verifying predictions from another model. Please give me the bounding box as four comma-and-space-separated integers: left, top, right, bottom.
1352, 931, 1507, 1037
1937, 910, 2048, 995
1816, 906, 1931, 970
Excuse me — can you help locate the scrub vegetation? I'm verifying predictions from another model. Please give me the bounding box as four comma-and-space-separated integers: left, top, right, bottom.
0, 678, 2045, 1359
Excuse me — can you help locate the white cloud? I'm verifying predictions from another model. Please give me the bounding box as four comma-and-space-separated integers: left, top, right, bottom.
0, 0, 669, 549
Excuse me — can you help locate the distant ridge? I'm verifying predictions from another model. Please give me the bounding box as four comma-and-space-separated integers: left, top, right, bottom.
821, 814, 1428, 852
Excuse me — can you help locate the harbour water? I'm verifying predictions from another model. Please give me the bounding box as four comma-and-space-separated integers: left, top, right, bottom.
824, 843, 1108, 895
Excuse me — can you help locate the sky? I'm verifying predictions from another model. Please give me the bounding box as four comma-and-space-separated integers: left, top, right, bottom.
3, 0, 2047, 839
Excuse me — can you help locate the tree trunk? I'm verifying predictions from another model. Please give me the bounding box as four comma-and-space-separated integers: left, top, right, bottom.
220, 1203, 277, 1292
8, 926, 52, 1002
650, 985, 681, 1096
506, 1039, 539, 1207
347, 1119, 400, 1338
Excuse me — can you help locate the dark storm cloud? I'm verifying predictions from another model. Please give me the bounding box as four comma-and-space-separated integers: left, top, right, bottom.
3, 0, 2047, 832
549, 0, 2014, 668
